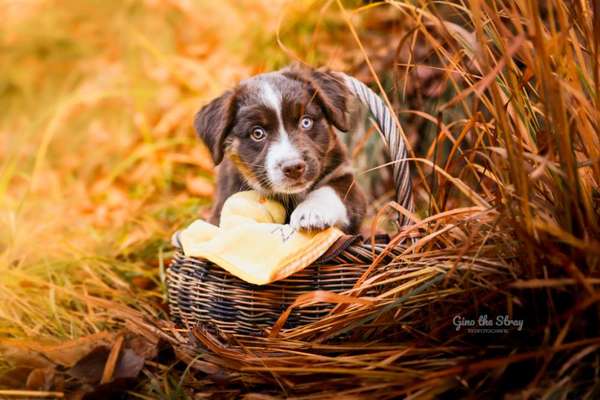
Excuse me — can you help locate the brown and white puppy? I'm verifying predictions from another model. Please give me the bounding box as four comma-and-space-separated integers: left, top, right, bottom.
194, 65, 366, 234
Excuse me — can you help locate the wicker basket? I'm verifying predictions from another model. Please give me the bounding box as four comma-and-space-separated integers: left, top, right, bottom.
167, 72, 414, 335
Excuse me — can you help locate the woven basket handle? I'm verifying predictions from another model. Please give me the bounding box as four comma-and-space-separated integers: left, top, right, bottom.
338, 72, 414, 227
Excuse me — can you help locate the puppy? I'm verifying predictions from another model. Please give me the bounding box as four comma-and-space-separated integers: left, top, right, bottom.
194, 65, 367, 234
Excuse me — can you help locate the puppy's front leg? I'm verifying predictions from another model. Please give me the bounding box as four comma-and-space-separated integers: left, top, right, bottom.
290, 186, 350, 231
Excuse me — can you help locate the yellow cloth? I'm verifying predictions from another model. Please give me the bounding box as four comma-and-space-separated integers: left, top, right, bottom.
177, 191, 344, 285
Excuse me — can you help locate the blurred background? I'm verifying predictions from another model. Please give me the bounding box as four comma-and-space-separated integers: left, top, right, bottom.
0, 0, 407, 263
0, 0, 482, 266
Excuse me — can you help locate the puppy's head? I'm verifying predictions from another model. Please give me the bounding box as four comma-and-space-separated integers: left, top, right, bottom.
194, 65, 350, 194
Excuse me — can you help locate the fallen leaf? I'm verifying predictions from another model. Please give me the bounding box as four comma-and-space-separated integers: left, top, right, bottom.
67, 347, 110, 384
26, 367, 55, 391
0, 367, 34, 388
185, 175, 214, 197
0, 346, 54, 369
0, 332, 114, 368
127, 336, 158, 360
68, 338, 147, 387
112, 349, 145, 380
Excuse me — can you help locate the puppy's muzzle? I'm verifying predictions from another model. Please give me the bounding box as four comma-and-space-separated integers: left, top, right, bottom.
280, 159, 306, 180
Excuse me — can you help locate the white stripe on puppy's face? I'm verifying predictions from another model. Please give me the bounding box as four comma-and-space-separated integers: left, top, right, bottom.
260, 81, 304, 192
259, 80, 282, 117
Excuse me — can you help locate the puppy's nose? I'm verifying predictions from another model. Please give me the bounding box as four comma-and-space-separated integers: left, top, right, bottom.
281, 160, 306, 180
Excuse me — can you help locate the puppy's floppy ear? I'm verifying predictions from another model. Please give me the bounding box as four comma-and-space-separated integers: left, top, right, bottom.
283, 65, 350, 132
194, 90, 237, 165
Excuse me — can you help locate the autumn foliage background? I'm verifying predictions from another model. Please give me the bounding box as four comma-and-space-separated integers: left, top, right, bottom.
1, 0, 599, 398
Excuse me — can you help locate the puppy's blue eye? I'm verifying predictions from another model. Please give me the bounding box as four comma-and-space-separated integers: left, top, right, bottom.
299, 116, 313, 130
250, 126, 267, 141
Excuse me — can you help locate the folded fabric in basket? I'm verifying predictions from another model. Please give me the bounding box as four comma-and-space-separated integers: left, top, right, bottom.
172, 191, 344, 285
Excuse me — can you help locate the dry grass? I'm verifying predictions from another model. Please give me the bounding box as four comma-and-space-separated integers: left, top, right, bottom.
1, 0, 599, 398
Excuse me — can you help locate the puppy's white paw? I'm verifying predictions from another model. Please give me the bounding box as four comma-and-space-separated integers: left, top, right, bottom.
289, 186, 349, 231
290, 203, 337, 231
